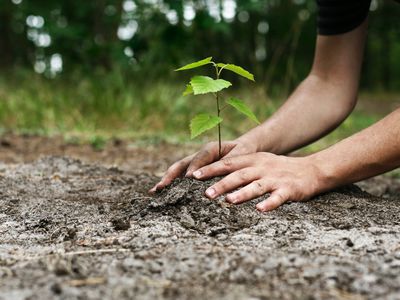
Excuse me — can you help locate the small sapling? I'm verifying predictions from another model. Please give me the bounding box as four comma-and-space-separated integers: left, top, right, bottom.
176, 57, 260, 158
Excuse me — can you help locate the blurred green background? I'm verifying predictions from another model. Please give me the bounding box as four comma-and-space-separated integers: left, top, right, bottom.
0, 0, 399, 151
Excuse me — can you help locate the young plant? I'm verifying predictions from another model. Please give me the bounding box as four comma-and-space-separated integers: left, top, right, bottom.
176, 57, 260, 159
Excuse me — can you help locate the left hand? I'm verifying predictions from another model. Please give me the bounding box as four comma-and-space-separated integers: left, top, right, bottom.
191, 152, 326, 212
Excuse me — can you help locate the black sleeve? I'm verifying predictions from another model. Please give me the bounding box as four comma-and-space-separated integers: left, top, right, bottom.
317, 0, 372, 35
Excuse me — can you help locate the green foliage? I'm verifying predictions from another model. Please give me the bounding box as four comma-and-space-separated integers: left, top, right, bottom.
183, 84, 194, 96
175, 57, 213, 71
1, 1, 399, 93
90, 135, 107, 151
176, 57, 259, 155
217, 64, 255, 81
189, 76, 232, 95
0, 70, 387, 149
190, 114, 223, 139
226, 98, 260, 124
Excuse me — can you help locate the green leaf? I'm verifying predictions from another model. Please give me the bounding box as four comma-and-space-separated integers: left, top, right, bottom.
190, 114, 223, 139
217, 63, 255, 81
190, 76, 232, 95
183, 84, 193, 96
226, 97, 260, 124
175, 57, 213, 71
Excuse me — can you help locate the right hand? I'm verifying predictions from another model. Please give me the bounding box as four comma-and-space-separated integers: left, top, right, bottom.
149, 139, 257, 193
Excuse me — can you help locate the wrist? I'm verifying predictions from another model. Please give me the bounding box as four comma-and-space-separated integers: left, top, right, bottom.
235, 126, 279, 153
306, 152, 340, 194
234, 134, 261, 153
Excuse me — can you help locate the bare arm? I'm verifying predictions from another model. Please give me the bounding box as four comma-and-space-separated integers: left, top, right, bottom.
191, 105, 400, 212
238, 20, 368, 154
313, 108, 400, 190
178, 19, 400, 211
150, 20, 369, 193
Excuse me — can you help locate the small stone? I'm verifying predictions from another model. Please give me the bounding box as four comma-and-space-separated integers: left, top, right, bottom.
111, 218, 131, 231
180, 214, 195, 229
346, 238, 354, 247
64, 227, 77, 241
303, 268, 320, 279
50, 283, 62, 294
253, 268, 266, 279
337, 202, 356, 209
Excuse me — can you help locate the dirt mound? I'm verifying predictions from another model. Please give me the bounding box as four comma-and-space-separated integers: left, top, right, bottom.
146, 178, 261, 235
0, 157, 399, 300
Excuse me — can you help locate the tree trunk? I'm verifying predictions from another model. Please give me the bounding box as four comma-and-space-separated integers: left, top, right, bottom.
0, 2, 15, 68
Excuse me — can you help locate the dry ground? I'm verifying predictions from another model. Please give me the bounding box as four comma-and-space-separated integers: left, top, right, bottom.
0, 134, 399, 300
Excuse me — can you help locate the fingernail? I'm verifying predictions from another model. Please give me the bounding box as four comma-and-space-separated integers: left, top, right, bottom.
256, 203, 266, 212
193, 170, 202, 179
151, 183, 161, 191
205, 187, 216, 198
226, 193, 236, 203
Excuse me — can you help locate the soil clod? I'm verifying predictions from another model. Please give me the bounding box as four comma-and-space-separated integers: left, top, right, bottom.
0, 156, 399, 300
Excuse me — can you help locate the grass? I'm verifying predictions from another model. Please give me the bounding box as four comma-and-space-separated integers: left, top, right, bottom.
0, 69, 394, 156
0, 69, 272, 143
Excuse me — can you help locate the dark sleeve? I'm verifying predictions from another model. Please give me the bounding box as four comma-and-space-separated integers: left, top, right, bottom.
317, 0, 372, 35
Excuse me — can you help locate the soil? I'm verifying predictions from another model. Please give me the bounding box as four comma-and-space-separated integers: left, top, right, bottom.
0, 134, 400, 300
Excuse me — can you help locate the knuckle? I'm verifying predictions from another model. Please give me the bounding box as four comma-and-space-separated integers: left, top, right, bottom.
215, 181, 227, 193
284, 181, 296, 192
277, 188, 291, 201
177, 160, 187, 169
221, 179, 229, 189
254, 181, 264, 195
238, 170, 249, 181
261, 152, 275, 160
222, 157, 233, 167
200, 148, 211, 157
191, 153, 203, 163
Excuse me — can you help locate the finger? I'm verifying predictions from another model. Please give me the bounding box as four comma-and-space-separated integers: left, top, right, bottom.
225, 179, 273, 204
220, 141, 241, 157
149, 154, 195, 193
256, 189, 289, 212
185, 144, 218, 177
223, 144, 251, 159
186, 142, 236, 176
204, 168, 260, 199
193, 154, 255, 180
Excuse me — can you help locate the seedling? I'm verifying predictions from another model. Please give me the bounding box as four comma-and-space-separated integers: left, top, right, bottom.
176, 57, 260, 158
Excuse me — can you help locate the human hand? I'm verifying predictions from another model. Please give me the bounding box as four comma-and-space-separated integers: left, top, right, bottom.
149, 138, 257, 193
190, 152, 326, 212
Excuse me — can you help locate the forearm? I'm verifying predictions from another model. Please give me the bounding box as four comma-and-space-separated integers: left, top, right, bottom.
311, 108, 400, 191
237, 74, 356, 154
237, 22, 367, 155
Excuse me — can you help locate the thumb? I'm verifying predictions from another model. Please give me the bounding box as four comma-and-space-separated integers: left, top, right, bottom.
223, 144, 252, 159
186, 142, 236, 176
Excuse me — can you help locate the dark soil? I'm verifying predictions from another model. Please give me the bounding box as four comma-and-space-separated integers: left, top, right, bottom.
0, 154, 400, 300
0, 133, 197, 175
0, 134, 400, 299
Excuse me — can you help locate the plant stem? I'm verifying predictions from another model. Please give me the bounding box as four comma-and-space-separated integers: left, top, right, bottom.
215, 65, 222, 159
217, 92, 222, 159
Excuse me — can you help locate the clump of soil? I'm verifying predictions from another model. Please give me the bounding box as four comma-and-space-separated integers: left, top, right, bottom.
147, 178, 261, 235
0, 156, 399, 300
